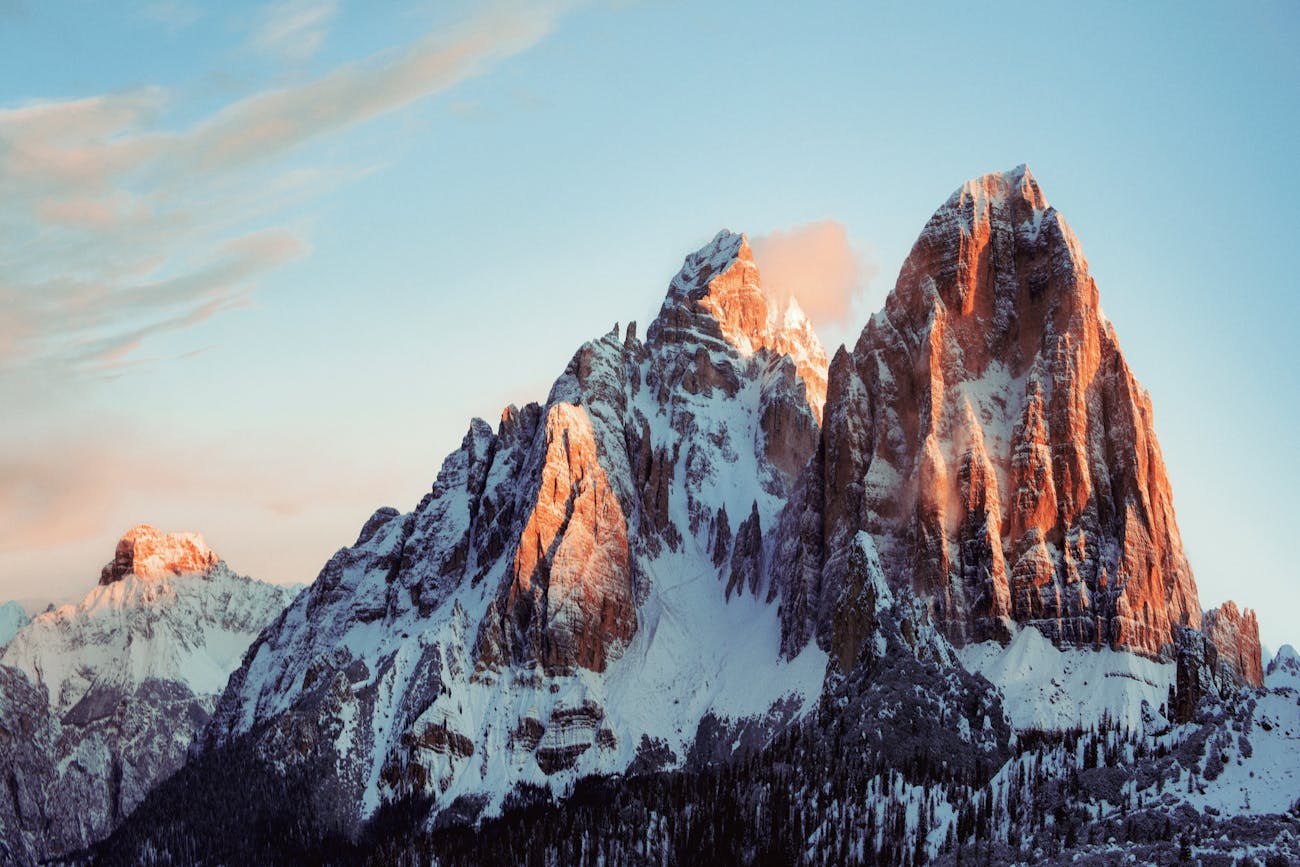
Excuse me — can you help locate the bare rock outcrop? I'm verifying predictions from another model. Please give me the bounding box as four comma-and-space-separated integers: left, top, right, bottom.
99, 524, 219, 585
1203, 601, 1264, 687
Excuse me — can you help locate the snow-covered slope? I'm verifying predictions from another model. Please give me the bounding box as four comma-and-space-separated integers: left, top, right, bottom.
0, 526, 296, 858
202, 231, 831, 829
0, 601, 28, 647
4, 562, 294, 714
959, 626, 1175, 731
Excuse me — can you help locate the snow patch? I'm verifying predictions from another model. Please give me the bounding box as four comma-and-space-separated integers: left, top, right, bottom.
959, 625, 1174, 732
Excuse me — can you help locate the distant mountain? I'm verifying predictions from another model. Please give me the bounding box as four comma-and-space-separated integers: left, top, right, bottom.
96, 169, 1297, 865
1267, 644, 1300, 690
0, 525, 296, 862
0, 601, 28, 647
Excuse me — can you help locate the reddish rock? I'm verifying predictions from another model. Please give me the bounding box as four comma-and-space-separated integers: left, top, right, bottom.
777, 166, 1201, 659
99, 524, 219, 585
489, 403, 636, 675
648, 232, 828, 424
1203, 601, 1264, 688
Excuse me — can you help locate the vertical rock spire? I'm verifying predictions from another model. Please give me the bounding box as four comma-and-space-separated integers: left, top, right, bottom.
777, 165, 1201, 661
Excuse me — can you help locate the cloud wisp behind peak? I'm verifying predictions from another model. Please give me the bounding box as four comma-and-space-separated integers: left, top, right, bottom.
751, 220, 878, 333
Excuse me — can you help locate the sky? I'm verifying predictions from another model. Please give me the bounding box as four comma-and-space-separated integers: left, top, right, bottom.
1, 1, 1297, 653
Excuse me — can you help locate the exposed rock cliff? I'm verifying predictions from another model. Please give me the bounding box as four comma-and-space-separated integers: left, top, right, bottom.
99, 524, 219, 585
776, 165, 1201, 663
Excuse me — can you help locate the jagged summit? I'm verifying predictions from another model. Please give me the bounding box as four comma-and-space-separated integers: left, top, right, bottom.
99, 524, 220, 585
196, 225, 835, 833
1204, 600, 1264, 687
950, 163, 1048, 212
647, 229, 828, 420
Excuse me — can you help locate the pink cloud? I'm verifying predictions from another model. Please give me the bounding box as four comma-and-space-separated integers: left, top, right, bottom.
0, 423, 422, 601
751, 220, 877, 329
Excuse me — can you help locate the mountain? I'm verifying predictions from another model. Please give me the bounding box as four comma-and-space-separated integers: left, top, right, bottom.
100, 169, 1295, 865
0, 525, 296, 860
0, 601, 28, 647
194, 231, 839, 833
772, 166, 1213, 671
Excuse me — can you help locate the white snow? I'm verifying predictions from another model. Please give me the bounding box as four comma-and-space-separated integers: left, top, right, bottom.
1185, 689, 1300, 815
959, 625, 1174, 732
1266, 644, 1300, 690
1, 565, 295, 714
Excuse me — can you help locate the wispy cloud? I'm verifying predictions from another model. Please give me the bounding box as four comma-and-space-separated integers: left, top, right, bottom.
0, 1, 569, 385
250, 0, 339, 62
139, 1, 205, 31
751, 220, 878, 330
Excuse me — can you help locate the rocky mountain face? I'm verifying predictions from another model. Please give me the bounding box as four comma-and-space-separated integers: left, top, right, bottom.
197, 231, 842, 832
774, 166, 1203, 667
1203, 601, 1264, 687
0, 526, 295, 861
0, 665, 55, 867
99, 524, 220, 585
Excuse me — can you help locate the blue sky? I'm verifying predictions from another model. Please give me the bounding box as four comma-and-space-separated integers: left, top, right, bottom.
1, 1, 1296, 652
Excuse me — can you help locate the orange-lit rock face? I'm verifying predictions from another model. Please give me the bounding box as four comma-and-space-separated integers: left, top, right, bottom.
695, 237, 829, 423
1203, 601, 1264, 687
778, 165, 1201, 659
467, 231, 828, 679
650, 233, 829, 426
491, 403, 634, 674
99, 524, 219, 585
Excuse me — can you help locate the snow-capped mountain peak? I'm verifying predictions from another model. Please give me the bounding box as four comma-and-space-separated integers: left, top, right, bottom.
647, 229, 829, 420
0, 526, 296, 857
1266, 643, 1300, 690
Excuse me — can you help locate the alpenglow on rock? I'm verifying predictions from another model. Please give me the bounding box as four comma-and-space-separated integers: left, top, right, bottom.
90, 170, 1292, 866
774, 165, 1202, 665
99, 523, 220, 585
1203, 600, 1264, 687
0, 526, 296, 860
